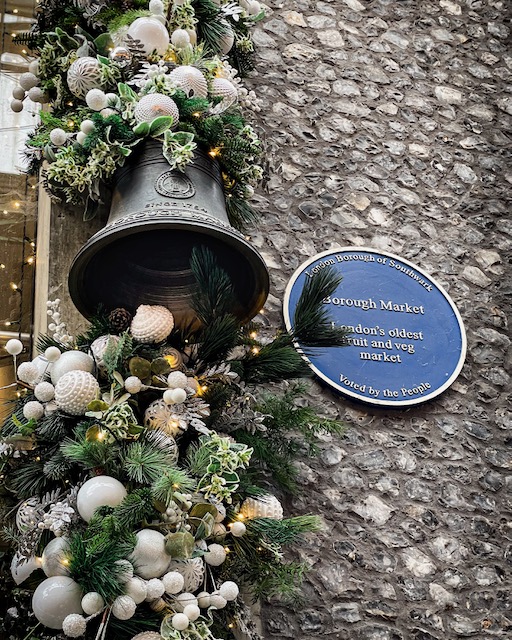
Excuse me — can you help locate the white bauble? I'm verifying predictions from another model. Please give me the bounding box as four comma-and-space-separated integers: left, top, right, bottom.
54, 370, 99, 416
67, 57, 102, 98
77, 475, 127, 522
230, 521, 246, 537
80, 119, 95, 134
45, 346, 61, 362
162, 571, 184, 595
172, 613, 189, 631
145, 578, 165, 600
144, 399, 182, 438
28, 86, 47, 103
100, 107, 116, 117
203, 544, 226, 567
210, 78, 238, 112
41, 537, 71, 577
131, 305, 174, 343
6, 338, 23, 355
196, 592, 210, 608
76, 131, 87, 145
134, 94, 179, 124
90, 335, 120, 376
219, 580, 239, 601
11, 553, 42, 585
126, 577, 148, 604
10, 99, 24, 112
167, 557, 205, 592
183, 604, 200, 621
17, 361, 40, 384
130, 529, 170, 579
35, 381, 55, 402
112, 595, 136, 620
240, 494, 283, 520
23, 400, 45, 420
169, 387, 186, 404
81, 592, 104, 615
149, 0, 164, 13
86, 89, 108, 111
50, 128, 68, 146
131, 633, 162, 640
29, 59, 40, 75
127, 17, 170, 56
125, 376, 142, 394
50, 351, 94, 384
32, 576, 83, 629
209, 592, 227, 609
167, 371, 188, 389
13, 85, 25, 100
19, 72, 39, 90
175, 593, 197, 610
169, 66, 207, 98
171, 29, 190, 48
62, 613, 87, 638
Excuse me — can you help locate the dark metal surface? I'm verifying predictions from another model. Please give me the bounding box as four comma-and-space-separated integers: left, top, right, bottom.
68, 142, 269, 327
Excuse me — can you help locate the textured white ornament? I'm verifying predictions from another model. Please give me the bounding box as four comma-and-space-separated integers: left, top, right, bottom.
131, 634, 162, 640
230, 521, 246, 537
241, 494, 283, 520
172, 613, 189, 631
149, 0, 164, 13
175, 592, 197, 611
35, 381, 55, 402
171, 29, 190, 48
16, 497, 41, 531
203, 544, 226, 566
167, 371, 188, 389
209, 592, 227, 609
146, 578, 165, 600
125, 376, 143, 394
11, 553, 42, 585
196, 592, 210, 608
6, 338, 23, 355
50, 350, 94, 384
162, 570, 184, 594
130, 529, 170, 578
126, 577, 147, 604
23, 401, 45, 421
144, 399, 183, 439
210, 78, 238, 112
112, 595, 136, 620
90, 335, 120, 376
183, 604, 200, 621
247, 0, 261, 15
54, 370, 99, 416
169, 66, 207, 98
169, 387, 187, 404
13, 85, 25, 100
19, 72, 39, 90
10, 99, 24, 112
76, 132, 87, 145
81, 592, 104, 615
50, 128, 68, 146
134, 94, 179, 124
80, 119, 95, 134
67, 57, 102, 98
127, 17, 170, 56
77, 475, 127, 522
167, 557, 205, 592
62, 613, 87, 638
32, 576, 83, 629
131, 305, 174, 343
17, 361, 40, 384
45, 346, 61, 362
41, 537, 71, 577
28, 59, 40, 75
100, 107, 116, 117
219, 581, 239, 601
86, 89, 108, 111
28, 86, 47, 103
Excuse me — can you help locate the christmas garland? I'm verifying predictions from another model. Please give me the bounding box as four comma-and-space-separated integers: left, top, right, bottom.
0, 251, 349, 640
12, 0, 265, 228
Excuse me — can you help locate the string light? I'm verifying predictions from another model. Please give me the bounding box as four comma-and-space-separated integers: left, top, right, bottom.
10, 282, 19, 291
249, 331, 257, 339
251, 346, 259, 355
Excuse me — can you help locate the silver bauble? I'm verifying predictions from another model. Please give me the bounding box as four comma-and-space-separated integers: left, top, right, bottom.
109, 46, 133, 68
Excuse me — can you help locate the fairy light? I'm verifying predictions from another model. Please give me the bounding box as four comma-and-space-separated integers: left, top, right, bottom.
10, 282, 18, 291
0, 264, 5, 269
13, 201, 20, 209
208, 147, 221, 158
97, 430, 105, 441
249, 331, 257, 339
251, 346, 259, 355
192, 112, 201, 118
26, 256, 34, 265
13, 8, 18, 13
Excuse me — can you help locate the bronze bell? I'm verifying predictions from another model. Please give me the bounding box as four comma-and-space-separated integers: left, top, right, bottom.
68, 141, 269, 327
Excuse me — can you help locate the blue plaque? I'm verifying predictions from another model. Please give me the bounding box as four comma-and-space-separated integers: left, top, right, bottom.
283, 248, 466, 407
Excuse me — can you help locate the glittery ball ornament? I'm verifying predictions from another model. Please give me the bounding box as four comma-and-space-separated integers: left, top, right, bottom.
167, 371, 188, 389
86, 88, 108, 111
23, 401, 45, 420
112, 595, 136, 620
219, 580, 239, 601
134, 94, 179, 124
67, 57, 102, 98
54, 370, 99, 416
241, 494, 283, 520
17, 361, 40, 384
34, 381, 55, 402
127, 17, 170, 56
81, 592, 104, 615
19, 72, 39, 90
210, 78, 238, 112
131, 633, 162, 640
109, 46, 133, 68
167, 557, 205, 591
5, 338, 23, 355
90, 335, 120, 376
10, 99, 23, 112
126, 577, 147, 604
131, 305, 174, 343
32, 576, 83, 629
162, 571, 184, 594
130, 529, 170, 579
50, 350, 94, 385
144, 399, 182, 438
169, 66, 208, 98
77, 475, 127, 522
62, 613, 87, 638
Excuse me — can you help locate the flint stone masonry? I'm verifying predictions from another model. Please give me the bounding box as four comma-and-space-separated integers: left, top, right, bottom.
48, 0, 512, 638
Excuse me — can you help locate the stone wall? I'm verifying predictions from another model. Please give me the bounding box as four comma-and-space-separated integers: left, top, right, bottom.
245, 0, 512, 638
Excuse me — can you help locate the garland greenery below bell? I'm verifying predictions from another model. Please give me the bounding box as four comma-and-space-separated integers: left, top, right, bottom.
0, 250, 349, 640
12, 0, 266, 228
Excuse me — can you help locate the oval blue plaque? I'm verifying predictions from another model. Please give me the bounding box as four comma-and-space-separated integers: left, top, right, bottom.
283, 248, 466, 407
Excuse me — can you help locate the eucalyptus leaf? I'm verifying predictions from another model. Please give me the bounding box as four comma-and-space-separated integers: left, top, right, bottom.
151, 357, 171, 375
129, 356, 151, 379
149, 116, 174, 137
118, 83, 138, 102
133, 121, 150, 137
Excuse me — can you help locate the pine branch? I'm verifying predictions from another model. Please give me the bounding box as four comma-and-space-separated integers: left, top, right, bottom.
151, 468, 197, 505
42, 450, 73, 481
226, 195, 259, 231
291, 266, 351, 350
196, 314, 239, 367
236, 334, 310, 383
246, 516, 323, 546
102, 331, 133, 378
192, 0, 228, 55
35, 411, 74, 441
61, 435, 120, 473
111, 488, 156, 529
9, 459, 52, 499
122, 440, 175, 485
36, 334, 69, 353
190, 246, 237, 323
75, 309, 112, 348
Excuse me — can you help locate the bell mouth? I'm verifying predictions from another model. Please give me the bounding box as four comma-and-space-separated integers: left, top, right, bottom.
68, 211, 269, 327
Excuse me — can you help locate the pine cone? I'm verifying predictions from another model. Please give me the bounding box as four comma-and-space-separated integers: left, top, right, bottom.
108, 307, 132, 333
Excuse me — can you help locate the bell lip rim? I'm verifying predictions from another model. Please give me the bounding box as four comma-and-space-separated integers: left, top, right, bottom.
68, 215, 270, 324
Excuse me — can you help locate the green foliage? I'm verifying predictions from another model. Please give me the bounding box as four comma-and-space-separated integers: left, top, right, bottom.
225, 194, 259, 230
151, 467, 197, 505
103, 332, 134, 379
292, 266, 351, 350
195, 315, 240, 367
75, 309, 112, 348
236, 334, 310, 383
191, 0, 227, 55
35, 411, 73, 441
123, 440, 176, 485
110, 488, 156, 529
8, 459, 51, 499
61, 433, 120, 474
190, 246, 236, 323
246, 515, 323, 546
35, 333, 69, 354
107, 10, 150, 33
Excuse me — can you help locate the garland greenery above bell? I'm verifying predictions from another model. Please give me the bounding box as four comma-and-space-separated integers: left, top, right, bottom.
13, 0, 265, 228
0, 250, 349, 640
